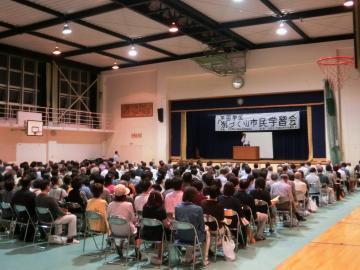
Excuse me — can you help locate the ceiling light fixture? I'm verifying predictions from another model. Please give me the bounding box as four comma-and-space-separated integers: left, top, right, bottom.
233, 0, 244, 2
169, 22, 179, 33
62, 23, 72, 35
128, 45, 138, 57
276, 22, 287, 36
52, 46, 61, 55
344, 0, 354, 7
112, 60, 119, 70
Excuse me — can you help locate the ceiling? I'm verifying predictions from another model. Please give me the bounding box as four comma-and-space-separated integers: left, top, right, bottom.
0, 0, 355, 71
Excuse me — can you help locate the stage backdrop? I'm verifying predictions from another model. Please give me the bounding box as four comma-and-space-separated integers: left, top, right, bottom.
170, 91, 326, 160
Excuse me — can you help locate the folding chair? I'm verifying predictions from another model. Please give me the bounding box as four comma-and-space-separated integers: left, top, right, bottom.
169, 220, 204, 270
224, 209, 245, 250
34, 207, 57, 247
138, 218, 167, 267
105, 216, 136, 265
13, 204, 37, 242
255, 200, 272, 233
83, 211, 106, 254
203, 214, 221, 262
0, 202, 16, 238
241, 205, 256, 234
275, 198, 294, 228
320, 187, 329, 206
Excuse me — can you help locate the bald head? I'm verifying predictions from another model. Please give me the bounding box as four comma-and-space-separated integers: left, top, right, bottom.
294, 172, 302, 180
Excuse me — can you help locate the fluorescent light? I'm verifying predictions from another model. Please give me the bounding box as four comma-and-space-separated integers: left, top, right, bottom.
128, 45, 138, 57
52, 46, 61, 55
169, 22, 179, 33
233, 0, 244, 2
344, 0, 354, 7
276, 22, 287, 36
112, 61, 119, 70
62, 23, 72, 35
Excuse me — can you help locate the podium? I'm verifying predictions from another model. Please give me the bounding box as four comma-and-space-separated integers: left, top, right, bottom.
233, 146, 259, 160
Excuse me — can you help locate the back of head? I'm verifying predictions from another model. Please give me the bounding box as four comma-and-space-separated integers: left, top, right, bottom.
39, 180, 50, 191
255, 177, 266, 190
239, 180, 250, 190
145, 191, 163, 208
309, 167, 316, 173
182, 186, 198, 204
172, 177, 183, 191
91, 183, 104, 198
209, 185, 220, 199
223, 182, 235, 196
191, 179, 203, 192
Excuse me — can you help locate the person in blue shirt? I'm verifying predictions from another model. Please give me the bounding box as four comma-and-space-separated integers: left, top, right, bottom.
175, 187, 210, 266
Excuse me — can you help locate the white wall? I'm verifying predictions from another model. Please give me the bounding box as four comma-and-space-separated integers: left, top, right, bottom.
102, 39, 360, 164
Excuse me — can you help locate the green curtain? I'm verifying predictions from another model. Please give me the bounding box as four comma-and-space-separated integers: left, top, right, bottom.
325, 80, 341, 163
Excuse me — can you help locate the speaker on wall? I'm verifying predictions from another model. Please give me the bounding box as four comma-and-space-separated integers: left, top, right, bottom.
157, 108, 164, 122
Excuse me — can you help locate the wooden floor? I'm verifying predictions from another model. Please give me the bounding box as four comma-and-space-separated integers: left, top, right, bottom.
277, 207, 360, 270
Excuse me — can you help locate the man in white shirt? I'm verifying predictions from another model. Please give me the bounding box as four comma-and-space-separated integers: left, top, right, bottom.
134, 180, 152, 212
294, 172, 307, 201
113, 151, 120, 162
164, 177, 183, 214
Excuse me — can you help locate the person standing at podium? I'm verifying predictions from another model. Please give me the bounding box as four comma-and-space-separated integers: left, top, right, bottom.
241, 133, 250, 146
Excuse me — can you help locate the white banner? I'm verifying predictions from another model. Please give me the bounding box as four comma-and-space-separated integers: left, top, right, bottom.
215, 111, 300, 131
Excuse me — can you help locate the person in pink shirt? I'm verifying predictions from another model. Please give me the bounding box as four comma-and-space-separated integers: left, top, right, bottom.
164, 177, 183, 214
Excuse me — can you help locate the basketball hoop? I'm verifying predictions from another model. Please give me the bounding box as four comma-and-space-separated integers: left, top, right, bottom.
316, 56, 354, 91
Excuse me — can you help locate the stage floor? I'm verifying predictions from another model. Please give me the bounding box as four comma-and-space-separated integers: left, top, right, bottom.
277, 206, 360, 270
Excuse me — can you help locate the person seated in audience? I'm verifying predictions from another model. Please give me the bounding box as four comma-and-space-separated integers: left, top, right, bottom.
240, 165, 251, 180
35, 180, 79, 244
162, 178, 174, 198
175, 187, 210, 266
61, 175, 72, 193
0, 177, 15, 203
12, 176, 36, 216
294, 172, 307, 202
201, 185, 224, 232
191, 180, 207, 206
105, 172, 116, 194
235, 180, 267, 241
164, 177, 183, 215
266, 172, 279, 191
86, 183, 109, 233
250, 177, 274, 231
134, 179, 152, 212
142, 191, 170, 264
107, 184, 139, 257
218, 167, 229, 189
246, 175, 256, 194
66, 176, 87, 214
317, 166, 335, 204
92, 174, 111, 203
182, 172, 193, 189
49, 176, 68, 202
218, 182, 247, 247
271, 174, 305, 221
305, 167, 321, 206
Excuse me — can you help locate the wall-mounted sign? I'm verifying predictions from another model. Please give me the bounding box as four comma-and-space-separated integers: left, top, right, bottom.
121, 102, 153, 118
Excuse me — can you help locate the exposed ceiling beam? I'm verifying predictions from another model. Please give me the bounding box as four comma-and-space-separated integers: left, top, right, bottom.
10, 0, 176, 58
61, 5, 351, 59
254, 33, 354, 49
158, 0, 254, 49
0, 2, 129, 39
101, 51, 207, 71
220, 6, 351, 29
259, 0, 310, 40
0, 43, 101, 72
0, 20, 136, 64
99, 33, 354, 71
61, 32, 178, 57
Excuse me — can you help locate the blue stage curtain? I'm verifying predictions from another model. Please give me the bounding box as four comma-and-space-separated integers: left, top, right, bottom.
171, 112, 181, 156
186, 107, 310, 160
312, 105, 326, 158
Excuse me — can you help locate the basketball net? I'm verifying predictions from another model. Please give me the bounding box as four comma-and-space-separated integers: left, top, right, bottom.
316, 56, 354, 91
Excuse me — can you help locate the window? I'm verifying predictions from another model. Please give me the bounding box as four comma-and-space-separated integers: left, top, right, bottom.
0, 53, 39, 106
58, 67, 90, 111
